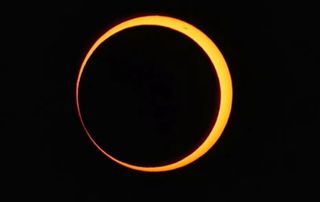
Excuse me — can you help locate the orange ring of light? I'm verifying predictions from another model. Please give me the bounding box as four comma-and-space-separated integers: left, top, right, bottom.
76, 15, 233, 172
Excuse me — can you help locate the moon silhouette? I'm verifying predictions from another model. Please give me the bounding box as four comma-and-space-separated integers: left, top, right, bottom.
76, 15, 233, 172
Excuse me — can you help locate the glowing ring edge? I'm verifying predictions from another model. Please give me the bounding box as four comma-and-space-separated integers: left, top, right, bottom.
76, 15, 233, 172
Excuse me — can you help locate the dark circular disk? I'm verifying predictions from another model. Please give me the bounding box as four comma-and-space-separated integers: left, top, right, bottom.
79, 26, 220, 166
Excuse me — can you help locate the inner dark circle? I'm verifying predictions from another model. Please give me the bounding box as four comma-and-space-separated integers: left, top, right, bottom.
79, 25, 220, 167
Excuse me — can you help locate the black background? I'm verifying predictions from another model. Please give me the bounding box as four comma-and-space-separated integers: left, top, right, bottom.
4, 1, 319, 201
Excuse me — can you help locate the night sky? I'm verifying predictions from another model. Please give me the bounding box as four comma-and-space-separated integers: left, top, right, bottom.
4, 1, 319, 201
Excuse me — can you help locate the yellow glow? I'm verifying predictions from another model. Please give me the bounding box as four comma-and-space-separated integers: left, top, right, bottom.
76, 15, 233, 172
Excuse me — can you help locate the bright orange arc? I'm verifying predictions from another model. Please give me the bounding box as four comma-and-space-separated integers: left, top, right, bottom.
76, 15, 233, 172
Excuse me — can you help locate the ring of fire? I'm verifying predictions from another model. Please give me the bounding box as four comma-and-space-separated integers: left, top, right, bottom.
76, 15, 233, 172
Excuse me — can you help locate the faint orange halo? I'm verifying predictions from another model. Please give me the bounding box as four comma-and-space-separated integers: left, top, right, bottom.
76, 15, 233, 172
